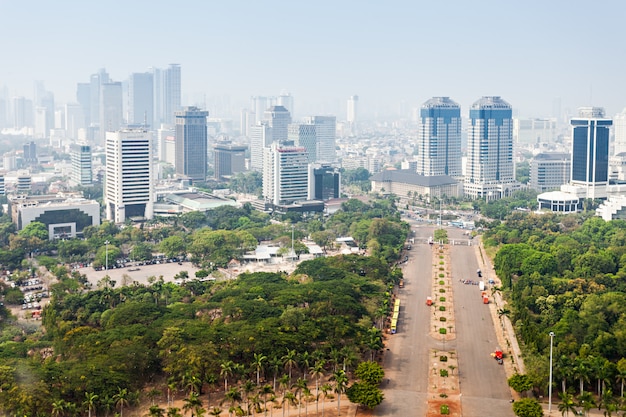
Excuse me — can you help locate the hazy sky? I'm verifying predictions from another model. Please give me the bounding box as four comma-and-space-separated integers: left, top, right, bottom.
1, 0, 625, 119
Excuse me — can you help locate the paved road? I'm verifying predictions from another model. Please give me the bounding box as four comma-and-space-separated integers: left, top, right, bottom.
375, 225, 434, 416
375, 224, 515, 417
448, 229, 515, 417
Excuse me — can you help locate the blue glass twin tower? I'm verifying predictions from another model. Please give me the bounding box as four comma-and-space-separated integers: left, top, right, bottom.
417, 97, 462, 177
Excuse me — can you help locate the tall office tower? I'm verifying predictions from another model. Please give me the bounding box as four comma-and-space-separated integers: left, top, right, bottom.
55, 108, 65, 130
100, 82, 123, 142
164, 64, 181, 124
416, 97, 462, 177
0, 174, 4, 195
70, 144, 93, 186
76, 82, 91, 129
34, 107, 49, 139
105, 129, 154, 223
251, 96, 268, 124
23, 141, 36, 163
240, 108, 255, 137
530, 153, 571, 192
151, 67, 163, 127
263, 141, 309, 205
65, 103, 84, 140
13, 96, 27, 129
347, 95, 358, 136
157, 124, 175, 162
613, 108, 626, 156
129, 72, 154, 127
570, 107, 612, 199
265, 105, 291, 142
90, 68, 110, 127
304, 116, 337, 163
213, 142, 247, 180
288, 123, 317, 163
513, 118, 557, 147
278, 91, 294, 116
464, 96, 516, 200
308, 163, 341, 201
249, 122, 272, 171
175, 107, 209, 182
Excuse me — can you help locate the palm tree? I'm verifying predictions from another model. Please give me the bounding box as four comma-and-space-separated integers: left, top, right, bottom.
331, 369, 348, 416
278, 374, 290, 395
148, 405, 167, 417
220, 360, 235, 392
558, 391, 576, 417
268, 356, 282, 392
340, 346, 358, 373
83, 392, 98, 417
167, 407, 183, 417
366, 327, 384, 361
241, 380, 256, 414
259, 384, 274, 416
573, 357, 591, 396
253, 353, 268, 386
320, 383, 332, 417
51, 399, 66, 417
309, 360, 325, 417
168, 381, 179, 407
221, 387, 242, 417
577, 391, 595, 417
299, 352, 311, 380
329, 348, 342, 372
282, 350, 298, 385
281, 391, 297, 417
208, 407, 222, 417
556, 355, 574, 394
293, 378, 309, 416
113, 387, 131, 417
146, 388, 162, 406
183, 391, 203, 417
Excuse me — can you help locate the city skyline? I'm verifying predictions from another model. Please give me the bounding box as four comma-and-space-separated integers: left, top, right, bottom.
1, 1, 626, 120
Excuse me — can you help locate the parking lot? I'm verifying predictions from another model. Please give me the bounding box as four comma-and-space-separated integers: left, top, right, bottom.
81, 260, 203, 288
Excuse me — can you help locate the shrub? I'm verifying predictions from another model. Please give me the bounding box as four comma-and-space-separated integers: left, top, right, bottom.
439, 297, 446, 302
439, 280, 445, 285
440, 404, 449, 415
439, 369, 449, 377
440, 355, 448, 362
439, 328, 447, 334
440, 317, 447, 322
439, 272, 444, 276
439, 288, 445, 293
439, 261, 444, 265
439, 393, 448, 398
439, 306, 446, 311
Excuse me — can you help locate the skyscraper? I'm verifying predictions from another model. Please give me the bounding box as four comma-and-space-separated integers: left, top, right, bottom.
263, 141, 309, 205
264, 105, 291, 142
613, 108, 626, 156
288, 123, 317, 163
213, 142, 247, 180
251, 96, 268, 124
305, 116, 336, 163
278, 91, 294, 116
129, 72, 154, 127
570, 107, 611, 199
100, 82, 123, 142
105, 129, 154, 223
464, 96, 517, 200
164, 64, 181, 124
249, 122, 272, 171
347, 95, 358, 136
70, 144, 93, 186
417, 97, 462, 178
175, 106, 209, 182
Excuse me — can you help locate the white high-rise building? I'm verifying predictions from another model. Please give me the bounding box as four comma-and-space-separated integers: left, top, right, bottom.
513, 118, 558, 147
278, 91, 294, 116
288, 123, 317, 163
263, 141, 309, 205
417, 97, 462, 178
613, 108, 626, 156
157, 124, 175, 162
305, 116, 336, 163
252, 96, 268, 124
163, 64, 181, 125
347, 95, 358, 136
249, 122, 272, 171
65, 103, 84, 140
464, 96, 518, 200
105, 129, 154, 223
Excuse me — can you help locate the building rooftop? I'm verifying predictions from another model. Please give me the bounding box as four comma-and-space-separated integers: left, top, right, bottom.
537, 191, 579, 201
422, 97, 459, 109
370, 169, 458, 187
533, 153, 570, 161
471, 96, 511, 110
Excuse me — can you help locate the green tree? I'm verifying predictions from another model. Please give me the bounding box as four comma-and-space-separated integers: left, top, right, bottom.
354, 361, 384, 386
331, 370, 348, 416
19, 221, 49, 240
345, 382, 384, 410
113, 387, 131, 417
160, 235, 187, 259
512, 398, 544, 417
557, 391, 576, 417
508, 373, 533, 397
253, 352, 267, 386
83, 391, 99, 417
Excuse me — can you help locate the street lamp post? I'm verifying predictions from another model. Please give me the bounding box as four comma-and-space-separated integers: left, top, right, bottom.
105, 240, 110, 271
548, 331, 555, 415
291, 225, 295, 264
